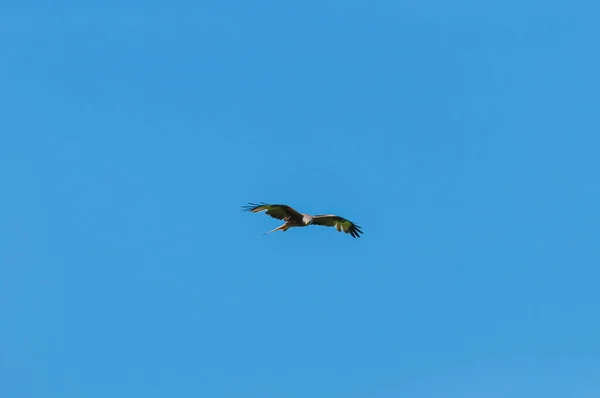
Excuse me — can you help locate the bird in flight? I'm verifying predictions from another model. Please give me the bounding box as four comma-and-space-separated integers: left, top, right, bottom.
242, 202, 363, 238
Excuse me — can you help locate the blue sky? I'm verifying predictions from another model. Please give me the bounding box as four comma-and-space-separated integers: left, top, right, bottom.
1, 1, 599, 397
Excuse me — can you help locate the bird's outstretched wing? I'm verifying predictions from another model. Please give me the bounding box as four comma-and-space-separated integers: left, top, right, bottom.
312, 214, 363, 238
242, 202, 304, 223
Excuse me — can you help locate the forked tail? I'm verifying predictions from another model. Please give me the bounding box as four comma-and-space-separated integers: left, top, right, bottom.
263, 223, 289, 235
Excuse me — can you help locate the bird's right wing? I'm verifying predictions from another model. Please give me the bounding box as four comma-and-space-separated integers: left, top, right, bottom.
312, 214, 363, 238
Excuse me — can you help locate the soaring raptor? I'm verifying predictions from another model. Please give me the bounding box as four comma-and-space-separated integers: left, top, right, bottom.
242, 202, 363, 238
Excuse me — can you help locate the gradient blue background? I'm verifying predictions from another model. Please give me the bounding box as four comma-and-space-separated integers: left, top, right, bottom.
1, 1, 599, 397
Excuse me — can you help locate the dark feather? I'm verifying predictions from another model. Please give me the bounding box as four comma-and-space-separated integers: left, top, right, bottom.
312, 214, 363, 238
242, 202, 304, 222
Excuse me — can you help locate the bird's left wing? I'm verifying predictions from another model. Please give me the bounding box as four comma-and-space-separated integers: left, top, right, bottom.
242, 202, 304, 222
312, 214, 363, 238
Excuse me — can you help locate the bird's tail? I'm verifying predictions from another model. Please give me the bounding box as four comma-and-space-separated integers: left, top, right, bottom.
263, 223, 289, 235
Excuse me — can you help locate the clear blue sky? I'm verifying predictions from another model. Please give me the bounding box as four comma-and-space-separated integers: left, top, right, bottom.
1, 1, 599, 397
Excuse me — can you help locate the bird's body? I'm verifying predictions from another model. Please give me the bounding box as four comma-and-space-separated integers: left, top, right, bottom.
242, 202, 363, 238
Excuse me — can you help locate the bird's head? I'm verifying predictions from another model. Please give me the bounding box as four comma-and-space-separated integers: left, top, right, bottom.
302, 214, 314, 225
